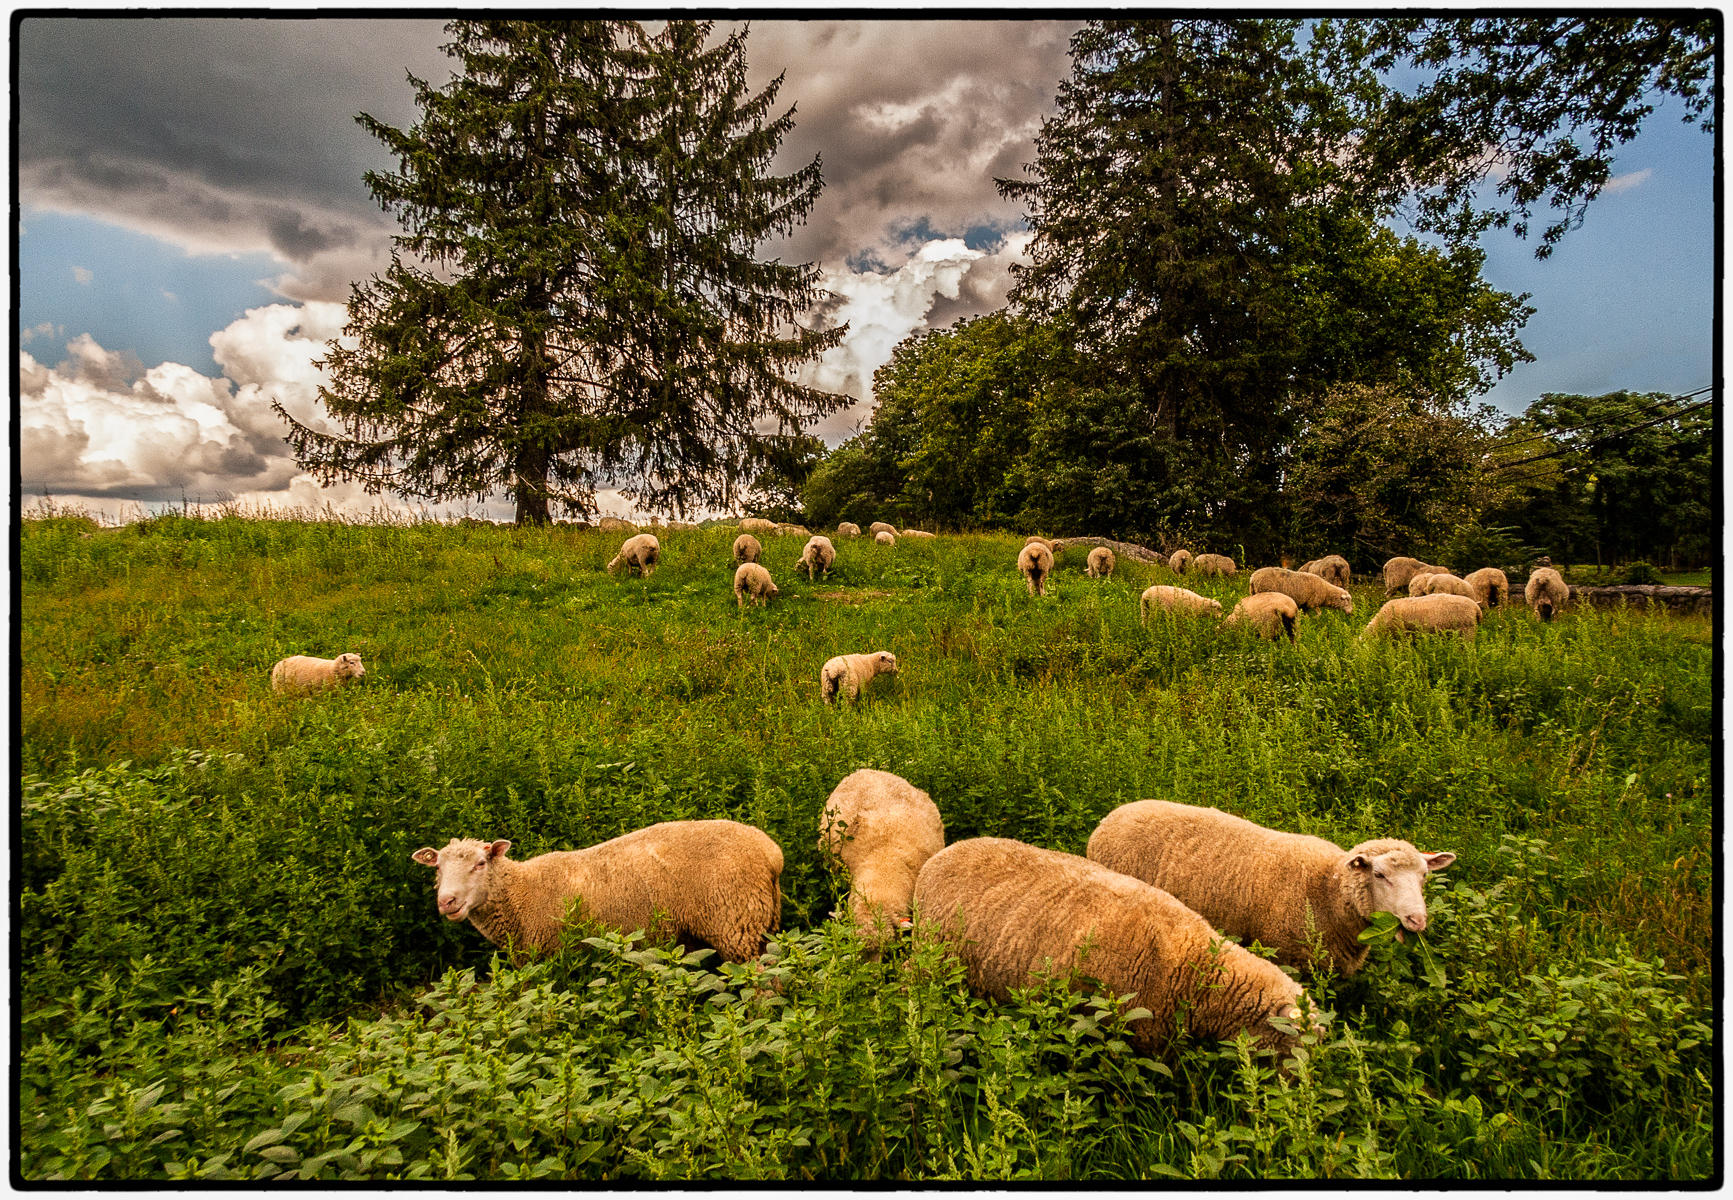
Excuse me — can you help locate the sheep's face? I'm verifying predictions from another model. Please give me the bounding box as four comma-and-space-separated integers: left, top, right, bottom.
333, 653, 366, 682
1346, 843, 1456, 935
871, 651, 899, 677
1333, 589, 1354, 616
412, 837, 511, 922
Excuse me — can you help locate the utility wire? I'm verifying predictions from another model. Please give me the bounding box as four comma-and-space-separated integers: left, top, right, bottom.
1490, 397, 1714, 474
1489, 385, 1713, 454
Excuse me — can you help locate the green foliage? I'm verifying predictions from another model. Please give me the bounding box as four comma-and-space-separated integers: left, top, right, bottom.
1619, 561, 1664, 586
1438, 522, 1540, 577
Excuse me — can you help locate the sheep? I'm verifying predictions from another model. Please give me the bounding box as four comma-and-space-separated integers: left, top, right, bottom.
1525, 566, 1570, 622
1086, 800, 1455, 978
1383, 556, 1450, 596
733, 533, 763, 564
1167, 549, 1195, 574
605, 533, 661, 578
1410, 572, 1476, 601
869, 522, 897, 538
734, 561, 779, 608
821, 650, 899, 704
270, 652, 366, 693
1140, 585, 1222, 623
1023, 535, 1056, 551
1085, 546, 1115, 579
774, 522, 809, 537
913, 838, 1316, 1055
1299, 555, 1351, 589
837, 522, 862, 538
1193, 553, 1236, 577
1464, 567, 1511, 610
817, 768, 943, 949
1249, 566, 1353, 615
1360, 594, 1482, 640
901, 529, 936, 539
1017, 541, 1055, 596
875, 530, 896, 546
596, 516, 637, 533
797, 535, 836, 580
411, 820, 783, 964
739, 517, 777, 535
1224, 592, 1300, 642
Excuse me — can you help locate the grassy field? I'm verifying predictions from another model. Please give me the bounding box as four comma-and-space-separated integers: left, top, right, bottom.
17, 510, 1716, 1181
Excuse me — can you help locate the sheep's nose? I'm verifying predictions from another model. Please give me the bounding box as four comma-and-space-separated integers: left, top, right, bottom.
438, 895, 460, 913
1402, 912, 1427, 933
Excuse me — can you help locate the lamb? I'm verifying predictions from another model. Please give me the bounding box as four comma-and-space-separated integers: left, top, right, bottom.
1224, 592, 1300, 642
1525, 566, 1570, 622
412, 820, 783, 964
733, 533, 763, 564
1085, 546, 1115, 579
1167, 549, 1194, 574
605, 533, 660, 578
1017, 541, 1055, 596
734, 561, 779, 607
1464, 567, 1511, 610
869, 522, 897, 538
739, 517, 777, 535
270, 652, 366, 693
837, 522, 862, 538
875, 530, 896, 546
1249, 566, 1353, 615
913, 838, 1317, 1054
1383, 556, 1450, 596
1086, 800, 1455, 978
817, 768, 943, 948
596, 516, 638, 533
1140, 585, 1222, 623
821, 651, 899, 704
1299, 555, 1351, 589
1360, 594, 1482, 640
1193, 553, 1236, 577
1410, 572, 1476, 601
797, 535, 836, 580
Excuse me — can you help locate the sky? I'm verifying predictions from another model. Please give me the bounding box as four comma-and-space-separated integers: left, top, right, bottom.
14, 16, 1719, 524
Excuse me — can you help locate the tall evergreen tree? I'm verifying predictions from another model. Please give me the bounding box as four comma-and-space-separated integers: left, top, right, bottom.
279, 19, 845, 523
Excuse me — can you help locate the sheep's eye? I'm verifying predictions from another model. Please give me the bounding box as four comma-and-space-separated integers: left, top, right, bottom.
1374, 871, 1385, 880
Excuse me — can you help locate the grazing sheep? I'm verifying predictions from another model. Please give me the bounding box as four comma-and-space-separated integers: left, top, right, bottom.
739, 517, 777, 535
1087, 800, 1455, 977
1383, 556, 1449, 596
1360, 594, 1482, 640
798, 535, 836, 580
837, 522, 862, 538
1140, 585, 1222, 623
605, 533, 661, 578
1299, 555, 1351, 589
1017, 541, 1055, 596
1525, 566, 1570, 622
1464, 567, 1511, 610
1249, 566, 1353, 615
774, 522, 810, 537
1225, 592, 1300, 642
869, 522, 897, 538
1085, 547, 1116, 579
734, 562, 779, 608
914, 838, 1316, 1054
902, 529, 936, 539
596, 516, 638, 533
1411, 572, 1476, 601
1194, 553, 1236, 577
818, 769, 943, 949
1024, 535, 1056, 551
875, 530, 896, 546
733, 533, 763, 564
270, 652, 366, 693
1168, 549, 1195, 574
820, 650, 899, 704
412, 820, 783, 964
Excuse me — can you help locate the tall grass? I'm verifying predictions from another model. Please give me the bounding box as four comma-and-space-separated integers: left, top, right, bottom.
17, 513, 1715, 1180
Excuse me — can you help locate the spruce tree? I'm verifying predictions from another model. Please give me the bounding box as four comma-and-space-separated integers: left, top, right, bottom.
279, 19, 845, 523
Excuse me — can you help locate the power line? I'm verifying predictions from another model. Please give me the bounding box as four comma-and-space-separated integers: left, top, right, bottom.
1489, 385, 1713, 454
1490, 396, 1714, 474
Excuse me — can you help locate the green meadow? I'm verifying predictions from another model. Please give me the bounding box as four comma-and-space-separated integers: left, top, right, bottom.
18, 510, 1715, 1181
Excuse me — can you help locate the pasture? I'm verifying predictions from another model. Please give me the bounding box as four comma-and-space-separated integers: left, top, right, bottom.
17, 510, 1716, 1181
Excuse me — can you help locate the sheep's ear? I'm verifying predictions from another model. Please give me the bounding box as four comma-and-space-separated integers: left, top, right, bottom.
412, 847, 439, 867
1422, 851, 1456, 873
1346, 854, 1371, 871
487, 839, 512, 860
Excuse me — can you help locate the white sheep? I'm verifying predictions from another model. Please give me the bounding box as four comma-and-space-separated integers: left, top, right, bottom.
1360, 594, 1483, 640
596, 516, 638, 533
837, 522, 862, 538
605, 533, 661, 577
1139, 585, 1222, 623
875, 530, 896, 546
869, 522, 897, 538
271, 652, 366, 693
1249, 566, 1353, 615
733, 533, 763, 564
1299, 555, 1351, 589
411, 820, 784, 964
914, 838, 1318, 1054
734, 562, 779, 608
1411, 571, 1476, 601
1017, 541, 1054, 596
739, 517, 777, 535
1167, 549, 1194, 574
821, 651, 899, 704
1382, 556, 1450, 597
1525, 567, 1569, 622
901, 529, 936, 539
774, 522, 810, 537
1464, 567, 1511, 610
1085, 546, 1115, 579
798, 535, 837, 580
817, 768, 943, 949
1193, 553, 1236, 577
1225, 592, 1300, 642
1087, 800, 1455, 977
